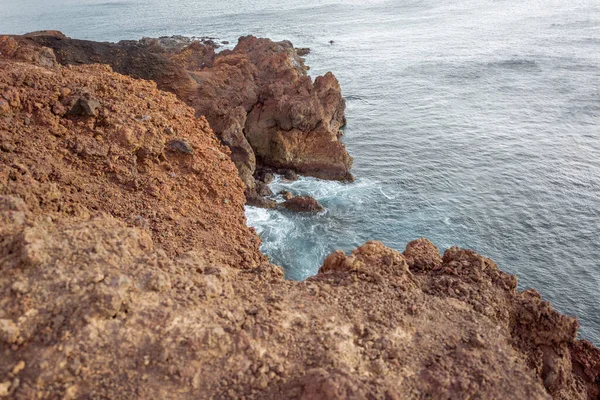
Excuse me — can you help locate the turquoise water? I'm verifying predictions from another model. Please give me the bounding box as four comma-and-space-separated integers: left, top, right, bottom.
2, 0, 599, 345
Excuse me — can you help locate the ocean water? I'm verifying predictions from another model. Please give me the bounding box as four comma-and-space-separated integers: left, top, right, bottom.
1, 0, 599, 344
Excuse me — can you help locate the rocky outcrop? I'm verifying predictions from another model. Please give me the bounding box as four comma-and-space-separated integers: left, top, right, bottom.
1, 36, 599, 400
10, 31, 353, 204
0, 45, 263, 268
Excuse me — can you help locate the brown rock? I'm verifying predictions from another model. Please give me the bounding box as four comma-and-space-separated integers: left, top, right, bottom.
280, 190, 293, 200
245, 194, 277, 209
255, 181, 273, 197
282, 169, 299, 181
255, 168, 275, 184
296, 47, 311, 57
67, 97, 101, 117
167, 139, 194, 154
0, 99, 11, 117
403, 238, 442, 271
282, 196, 324, 212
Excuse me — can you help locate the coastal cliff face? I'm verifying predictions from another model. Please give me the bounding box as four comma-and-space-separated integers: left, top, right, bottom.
14, 31, 353, 204
1, 36, 599, 399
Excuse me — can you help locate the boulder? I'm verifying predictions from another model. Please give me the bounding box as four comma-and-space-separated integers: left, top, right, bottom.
282, 196, 324, 212
279, 190, 293, 200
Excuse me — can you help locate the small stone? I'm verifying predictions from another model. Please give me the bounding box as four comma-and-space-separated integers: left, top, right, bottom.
296, 47, 311, 56
68, 97, 101, 117
167, 139, 194, 154
11, 281, 28, 294
470, 333, 485, 348
11, 361, 25, 375
51, 102, 66, 116
283, 170, 298, 181
256, 181, 273, 197
280, 190, 293, 200
0, 319, 19, 344
132, 215, 148, 229
59, 87, 71, 98
0, 142, 15, 153
0, 381, 10, 397
0, 99, 11, 117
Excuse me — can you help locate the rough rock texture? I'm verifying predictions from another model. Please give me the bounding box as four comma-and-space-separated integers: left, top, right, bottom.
282, 196, 325, 213
1, 38, 599, 400
0, 41, 263, 268
12, 31, 353, 203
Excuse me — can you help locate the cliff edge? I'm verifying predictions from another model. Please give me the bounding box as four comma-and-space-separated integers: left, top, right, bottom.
12, 31, 353, 206
0, 35, 599, 399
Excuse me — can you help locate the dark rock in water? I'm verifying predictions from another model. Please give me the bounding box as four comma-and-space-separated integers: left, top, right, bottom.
262, 172, 275, 184
246, 194, 277, 209
256, 181, 273, 197
329, 40, 335, 44
282, 169, 298, 181
280, 190, 293, 201
255, 168, 275, 184
282, 196, 324, 212
221, 40, 230, 45
167, 139, 194, 154
296, 47, 311, 56
68, 97, 100, 117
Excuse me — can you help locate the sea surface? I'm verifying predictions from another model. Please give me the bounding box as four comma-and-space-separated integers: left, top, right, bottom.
2, 0, 599, 344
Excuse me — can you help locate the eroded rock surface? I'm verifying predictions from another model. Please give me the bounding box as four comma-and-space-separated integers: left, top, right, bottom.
11, 31, 353, 204
1, 36, 599, 400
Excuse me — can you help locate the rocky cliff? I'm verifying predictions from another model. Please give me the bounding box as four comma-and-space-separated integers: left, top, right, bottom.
1, 35, 599, 399
11, 31, 353, 205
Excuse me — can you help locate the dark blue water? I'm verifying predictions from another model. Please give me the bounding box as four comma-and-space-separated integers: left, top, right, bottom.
2, 0, 599, 345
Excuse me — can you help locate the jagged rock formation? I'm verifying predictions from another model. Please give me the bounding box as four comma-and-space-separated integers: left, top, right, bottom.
1, 35, 599, 400
11, 31, 353, 205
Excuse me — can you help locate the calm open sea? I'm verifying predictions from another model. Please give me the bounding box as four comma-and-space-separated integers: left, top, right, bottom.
2, 0, 599, 344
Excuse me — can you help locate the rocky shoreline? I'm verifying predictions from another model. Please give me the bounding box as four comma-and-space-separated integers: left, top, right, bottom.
1, 33, 599, 399
9, 31, 353, 208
